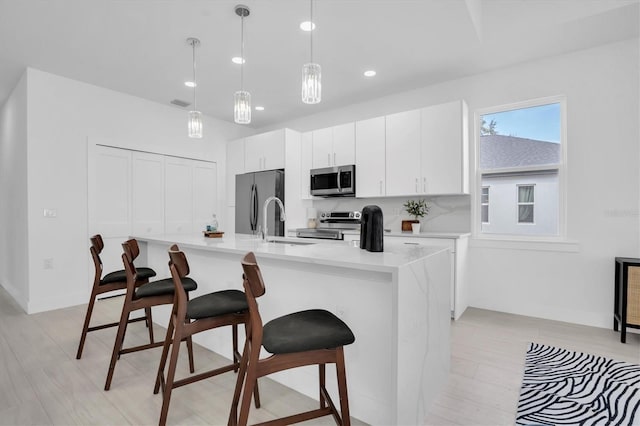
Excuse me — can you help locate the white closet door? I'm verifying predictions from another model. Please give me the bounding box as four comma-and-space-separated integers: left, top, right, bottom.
132, 152, 165, 236
165, 157, 193, 234
88, 145, 132, 238
192, 160, 217, 233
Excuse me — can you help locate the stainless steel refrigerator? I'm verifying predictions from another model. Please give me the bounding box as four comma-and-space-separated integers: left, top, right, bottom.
235, 169, 285, 236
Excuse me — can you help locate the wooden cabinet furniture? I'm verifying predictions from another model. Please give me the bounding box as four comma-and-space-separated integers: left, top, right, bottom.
312, 123, 355, 168
355, 116, 386, 197
614, 257, 640, 343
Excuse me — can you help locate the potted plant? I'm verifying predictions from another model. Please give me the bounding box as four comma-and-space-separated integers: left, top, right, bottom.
403, 199, 429, 234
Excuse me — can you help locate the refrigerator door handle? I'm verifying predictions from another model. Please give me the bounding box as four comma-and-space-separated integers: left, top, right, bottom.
249, 183, 256, 231
252, 184, 259, 231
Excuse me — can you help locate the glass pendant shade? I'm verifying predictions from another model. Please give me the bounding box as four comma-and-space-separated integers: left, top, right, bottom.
188, 110, 203, 138
234, 90, 251, 124
302, 63, 321, 104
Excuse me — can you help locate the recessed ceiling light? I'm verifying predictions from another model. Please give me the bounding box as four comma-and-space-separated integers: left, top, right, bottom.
300, 21, 316, 31
364, 70, 377, 77
184, 81, 197, 87
255, 106, 265, 111
232, 56, 246, 64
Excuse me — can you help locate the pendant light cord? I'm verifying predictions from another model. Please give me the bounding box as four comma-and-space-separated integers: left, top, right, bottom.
240, 14, 245, 90
309, 0, 314, 63
192, 41, 197, 110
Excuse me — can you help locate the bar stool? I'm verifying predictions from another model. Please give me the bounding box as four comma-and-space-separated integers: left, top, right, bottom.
229, 252, 355, 426
154, 247, 260, 426
104, 239, 197, 391
76, 234, 156, 360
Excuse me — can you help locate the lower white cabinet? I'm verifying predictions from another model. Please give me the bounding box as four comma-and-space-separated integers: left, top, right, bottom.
385, 235, 468, 319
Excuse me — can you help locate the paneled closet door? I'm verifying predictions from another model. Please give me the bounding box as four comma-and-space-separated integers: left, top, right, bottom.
165, 157, 193, 234
132, 152, 165, 236
192, 160, 217, 233
88, 144, 132, 274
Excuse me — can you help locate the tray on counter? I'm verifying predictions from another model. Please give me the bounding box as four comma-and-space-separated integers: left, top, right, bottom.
203, 231, 224, 238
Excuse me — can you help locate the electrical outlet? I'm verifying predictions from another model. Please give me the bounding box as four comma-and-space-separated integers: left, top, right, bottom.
43, 209, 57, 218
43, 258, 53, 269
392, 207, 401, 216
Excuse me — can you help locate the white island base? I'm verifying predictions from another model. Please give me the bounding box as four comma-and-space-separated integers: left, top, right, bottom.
136, 235, 451, 426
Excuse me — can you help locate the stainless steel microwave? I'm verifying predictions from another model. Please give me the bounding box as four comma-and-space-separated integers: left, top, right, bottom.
310, 165, 356, 197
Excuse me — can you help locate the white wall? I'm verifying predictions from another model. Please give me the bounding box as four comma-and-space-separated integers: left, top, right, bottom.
15, 68, 250, 313
0, 73, 29, 310
263, 38, 640, 329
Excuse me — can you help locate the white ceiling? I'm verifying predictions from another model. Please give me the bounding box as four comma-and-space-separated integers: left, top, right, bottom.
0, 0, 638, 129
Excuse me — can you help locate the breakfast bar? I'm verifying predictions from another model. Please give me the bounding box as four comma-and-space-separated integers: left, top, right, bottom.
135, 234, 451, 426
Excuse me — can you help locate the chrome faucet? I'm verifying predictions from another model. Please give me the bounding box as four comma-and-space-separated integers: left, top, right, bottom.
262, 196, 286, 241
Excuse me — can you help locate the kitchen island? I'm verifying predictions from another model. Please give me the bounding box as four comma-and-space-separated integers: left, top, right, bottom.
135, 234, 451, 425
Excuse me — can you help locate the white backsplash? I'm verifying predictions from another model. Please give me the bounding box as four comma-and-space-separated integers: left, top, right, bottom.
311, 195, 470, 233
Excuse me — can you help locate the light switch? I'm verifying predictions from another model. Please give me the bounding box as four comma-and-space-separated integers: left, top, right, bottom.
43, 209, 57, 218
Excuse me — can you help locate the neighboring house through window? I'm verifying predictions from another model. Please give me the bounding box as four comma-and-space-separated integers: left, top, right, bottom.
517, 184, 534, 224
481, 186, 489, 224
477, 98, 564, 237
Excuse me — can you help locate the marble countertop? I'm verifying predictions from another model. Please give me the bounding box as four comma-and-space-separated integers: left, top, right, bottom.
293, 228, 470, 239
135, 233, 448, 273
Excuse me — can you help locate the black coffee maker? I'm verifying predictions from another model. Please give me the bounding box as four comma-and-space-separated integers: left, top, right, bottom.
360, 205, 384, 252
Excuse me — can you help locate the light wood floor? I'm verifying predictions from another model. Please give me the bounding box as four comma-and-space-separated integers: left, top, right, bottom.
0, 285, 638, 426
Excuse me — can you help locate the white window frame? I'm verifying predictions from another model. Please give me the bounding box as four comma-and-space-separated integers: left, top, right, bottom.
481, 186, 490, 224
473, 95, 568, 244
516, 184, 535, 225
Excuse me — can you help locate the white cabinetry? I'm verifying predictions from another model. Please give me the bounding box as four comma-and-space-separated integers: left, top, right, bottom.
300, 131, 313, 199
312, 123, 355, 168
421, 100, 469, 194
244, 129, 285, 172
164, 156, 193, 234
226, 140, 245, 206
385, 101, 468, 196
386, 235, 469, 320
355, 116, 386, 197
385, 109, 422, 196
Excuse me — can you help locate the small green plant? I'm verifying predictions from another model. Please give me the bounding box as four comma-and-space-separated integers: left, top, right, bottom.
403, 199, 429, 220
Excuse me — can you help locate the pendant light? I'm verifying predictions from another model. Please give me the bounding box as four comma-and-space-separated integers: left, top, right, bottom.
187, 37, 203, 138
234, 5, 251, 124
302, 0, 321, 104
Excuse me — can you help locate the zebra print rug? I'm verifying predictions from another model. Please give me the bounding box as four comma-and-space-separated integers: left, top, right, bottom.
516, 343, 640, 425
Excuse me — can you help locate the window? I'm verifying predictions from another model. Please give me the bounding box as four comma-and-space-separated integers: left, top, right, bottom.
517, 185, 534, 223
478, 97, 564, 237
481, 186, 489, 223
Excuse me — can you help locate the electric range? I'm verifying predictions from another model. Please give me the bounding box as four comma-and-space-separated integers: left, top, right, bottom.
295, 210, 361, 240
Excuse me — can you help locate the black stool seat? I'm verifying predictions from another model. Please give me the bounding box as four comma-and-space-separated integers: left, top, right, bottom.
263, 309, 355, 354
135, 277, 197, 299
101, 267, 156, 285
187, 290, 248, 320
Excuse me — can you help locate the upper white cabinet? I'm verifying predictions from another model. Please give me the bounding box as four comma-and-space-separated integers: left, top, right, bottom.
355, 116, 386, 197
421, 100, 469, 195
312, 123, 355, 168
226, 140, 245, 206
385, 100, 469, 196
244, 129, 285, 172
300, 131, 313, 199
385, 109, 422, 196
